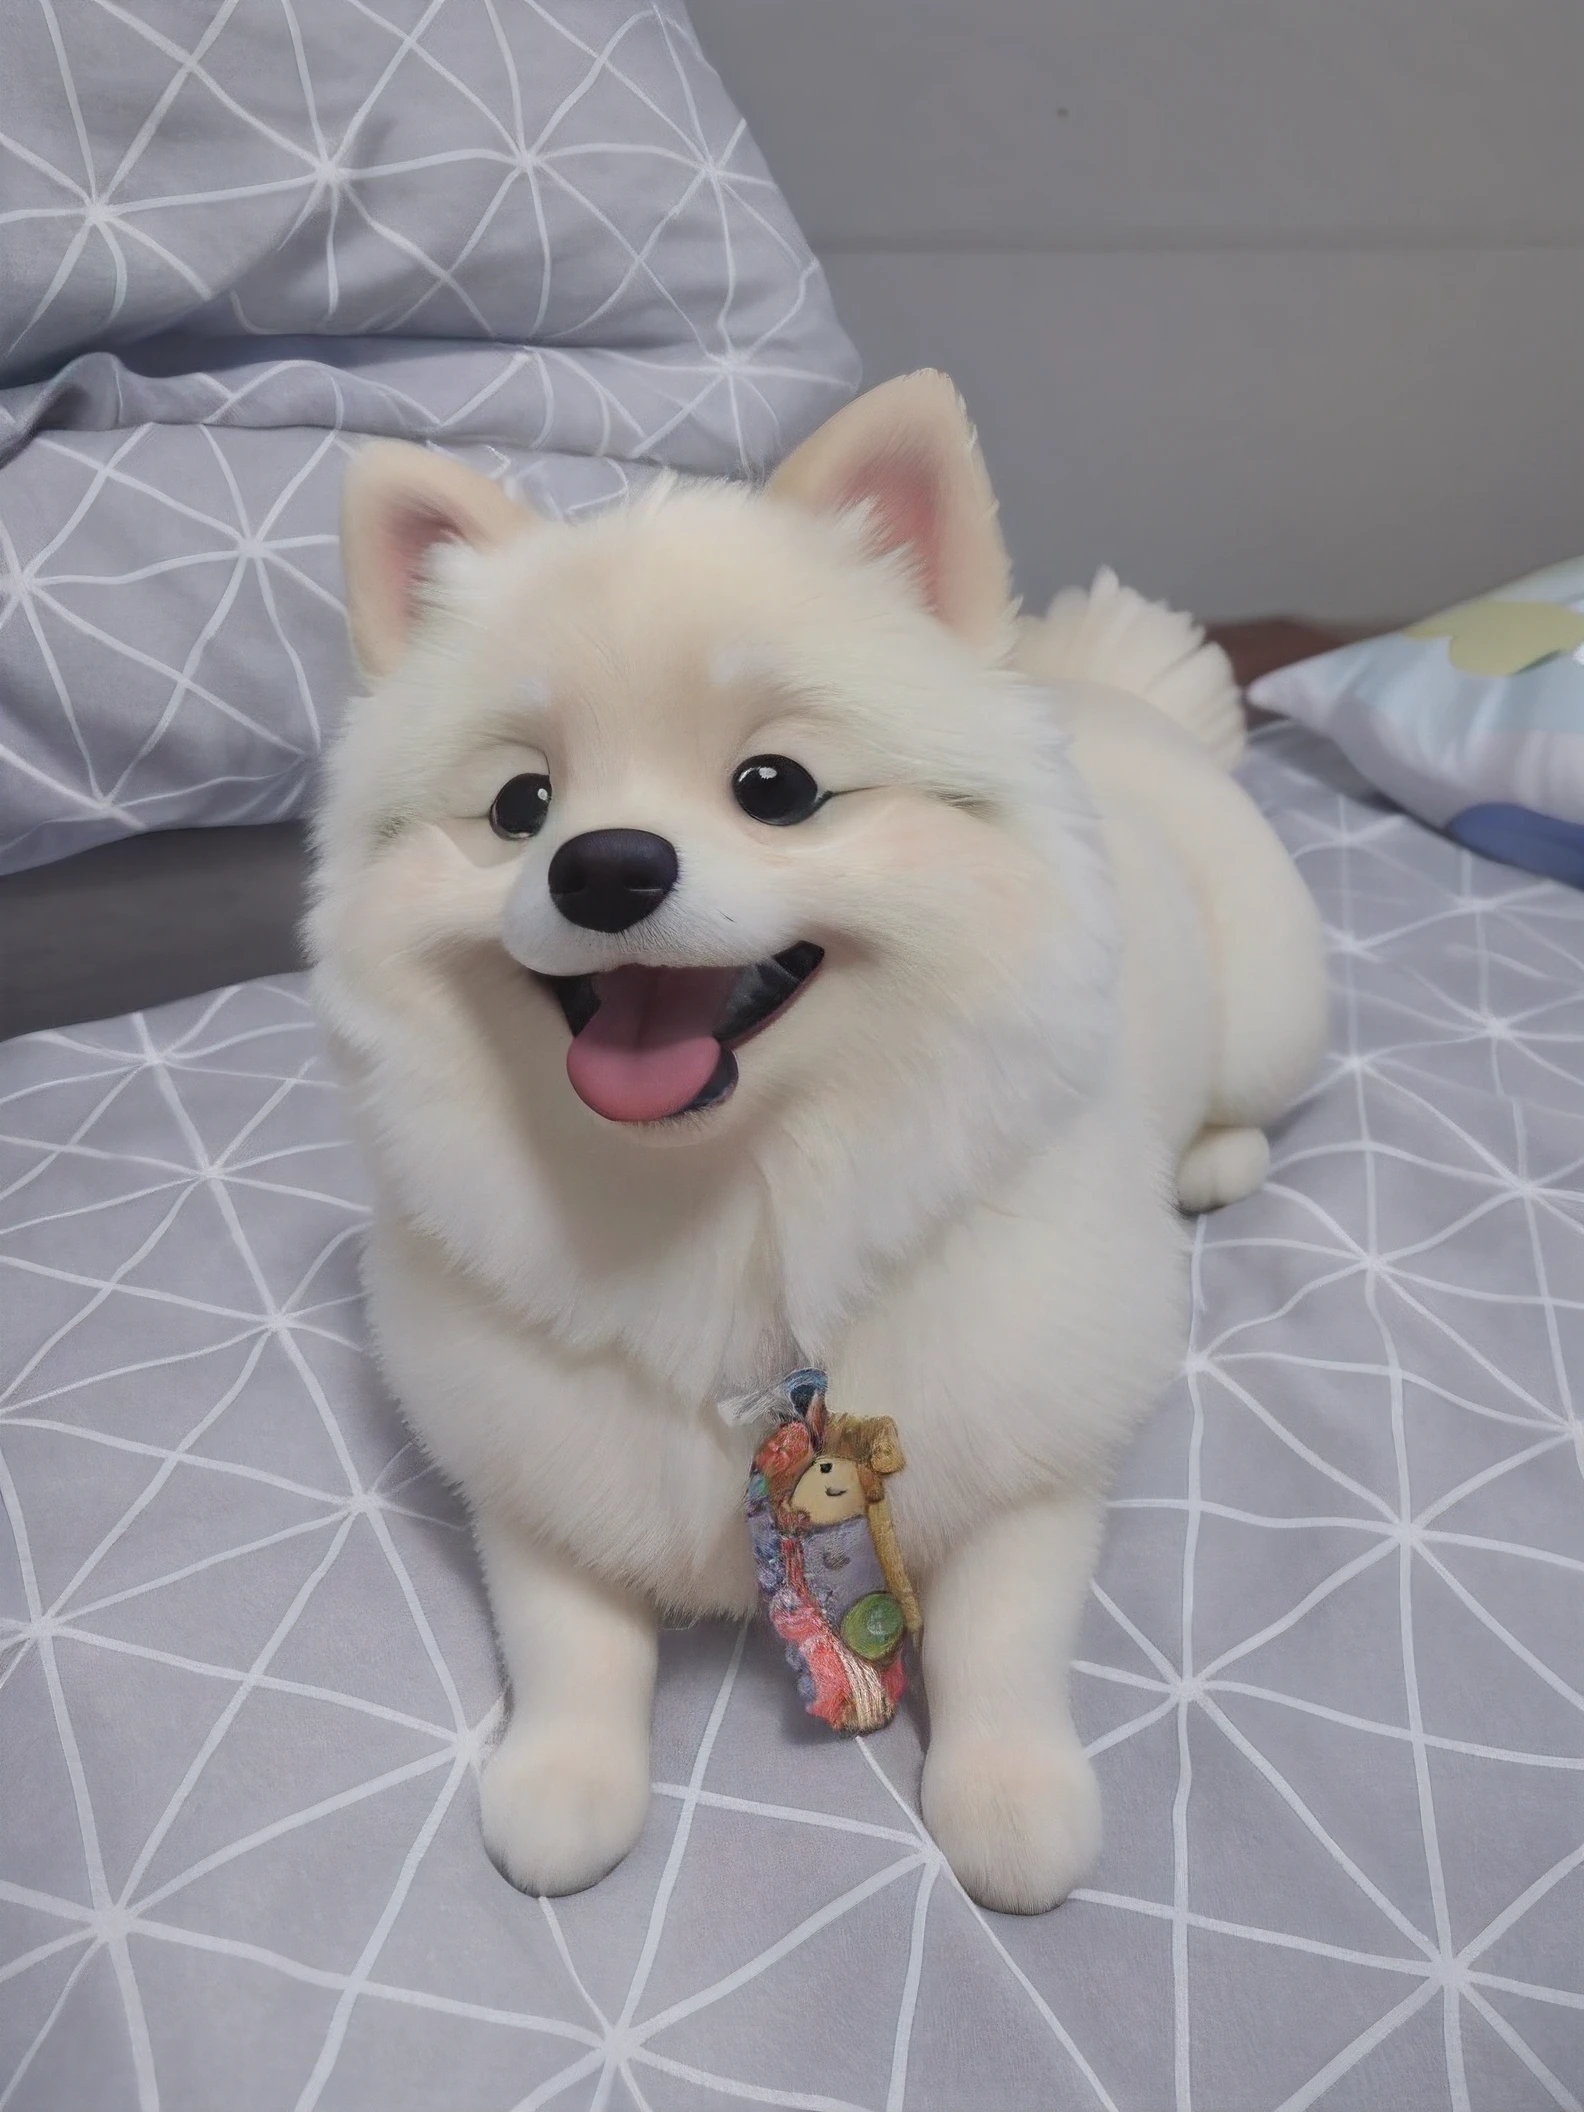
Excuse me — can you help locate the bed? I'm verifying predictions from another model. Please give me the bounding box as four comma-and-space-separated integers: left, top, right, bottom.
3, 0, 1581, 2098
3, 719, 1581, 2111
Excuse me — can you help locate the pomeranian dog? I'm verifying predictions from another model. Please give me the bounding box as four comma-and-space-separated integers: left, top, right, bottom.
309, 373, 1326, 1913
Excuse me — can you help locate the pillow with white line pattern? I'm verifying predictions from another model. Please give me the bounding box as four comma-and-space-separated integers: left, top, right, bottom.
0, 0, 857, 876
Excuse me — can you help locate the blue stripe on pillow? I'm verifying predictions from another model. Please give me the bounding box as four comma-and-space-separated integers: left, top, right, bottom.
1445, 802, 1584, 887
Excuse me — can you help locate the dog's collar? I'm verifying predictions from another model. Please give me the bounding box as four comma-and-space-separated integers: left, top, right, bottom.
716, 1364, 828, 1431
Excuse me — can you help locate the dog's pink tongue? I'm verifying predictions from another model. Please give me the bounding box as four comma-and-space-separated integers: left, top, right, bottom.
566, 966, 736, 1123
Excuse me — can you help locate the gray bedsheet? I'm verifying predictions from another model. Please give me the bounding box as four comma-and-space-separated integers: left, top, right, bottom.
2, 724, 1581, 2111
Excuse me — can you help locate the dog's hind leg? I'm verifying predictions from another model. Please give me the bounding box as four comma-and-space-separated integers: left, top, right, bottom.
1058, 691, 1328, 1211
1170, 765, 1328, 1209
1020, 574, 1328, 1211
1176, 1123, 1271, 1211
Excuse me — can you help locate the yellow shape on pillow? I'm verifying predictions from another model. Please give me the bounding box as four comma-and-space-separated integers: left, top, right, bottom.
1405, 597, 1584, 678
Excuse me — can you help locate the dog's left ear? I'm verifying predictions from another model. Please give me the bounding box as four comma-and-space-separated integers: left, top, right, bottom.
341, 441, 533, 678
768, 371, 1012, 651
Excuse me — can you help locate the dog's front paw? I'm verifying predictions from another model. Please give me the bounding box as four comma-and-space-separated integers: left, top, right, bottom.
921, 1728, 1100, 1914
480, 1718, 650, 1896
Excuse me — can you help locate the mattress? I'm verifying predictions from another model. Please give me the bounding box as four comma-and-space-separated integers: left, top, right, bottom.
2, 722, 1580, 2111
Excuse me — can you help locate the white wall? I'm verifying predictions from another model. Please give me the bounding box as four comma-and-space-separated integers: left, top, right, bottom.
689, 0, 1584, 622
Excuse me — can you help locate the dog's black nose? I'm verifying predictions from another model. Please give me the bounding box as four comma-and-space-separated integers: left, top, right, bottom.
548, 829, 679, 932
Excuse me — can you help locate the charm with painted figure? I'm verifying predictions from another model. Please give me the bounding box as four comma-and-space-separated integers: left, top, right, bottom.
744, 1370, 922, 1734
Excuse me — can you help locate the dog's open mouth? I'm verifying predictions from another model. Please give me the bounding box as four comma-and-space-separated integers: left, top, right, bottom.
543, 942, 823, 1124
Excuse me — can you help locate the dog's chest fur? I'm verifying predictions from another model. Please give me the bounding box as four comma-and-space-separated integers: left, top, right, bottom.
359, 1047, 1184, 1616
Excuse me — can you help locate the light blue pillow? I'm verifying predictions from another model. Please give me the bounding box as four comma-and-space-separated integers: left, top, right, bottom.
1251, 557, 1584, 884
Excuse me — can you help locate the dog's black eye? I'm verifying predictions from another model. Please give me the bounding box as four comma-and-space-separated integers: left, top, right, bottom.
489, 773, 552, 840
732, 755, 822, 826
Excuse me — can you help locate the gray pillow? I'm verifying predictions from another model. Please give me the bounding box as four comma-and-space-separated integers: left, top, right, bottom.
0, 0, 858, 876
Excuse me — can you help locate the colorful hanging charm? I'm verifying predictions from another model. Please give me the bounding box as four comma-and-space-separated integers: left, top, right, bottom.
744, 1369, 921, 1734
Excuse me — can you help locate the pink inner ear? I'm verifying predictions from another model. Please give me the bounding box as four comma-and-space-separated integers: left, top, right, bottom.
388, 502, 461, 629
838, 453, 944, 615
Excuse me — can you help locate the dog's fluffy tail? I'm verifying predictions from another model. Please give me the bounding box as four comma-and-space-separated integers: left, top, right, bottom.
1015, 568, 1245, 769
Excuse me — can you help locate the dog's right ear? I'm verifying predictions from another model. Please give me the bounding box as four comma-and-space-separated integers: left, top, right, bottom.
768, 372, 1012, 652
341, 442, 532, 678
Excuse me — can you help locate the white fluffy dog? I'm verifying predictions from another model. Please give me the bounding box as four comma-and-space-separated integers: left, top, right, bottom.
309, 373, 1326, 1914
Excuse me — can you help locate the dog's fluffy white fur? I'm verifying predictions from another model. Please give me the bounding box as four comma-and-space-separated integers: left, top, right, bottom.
309, 374, 1327, 1913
